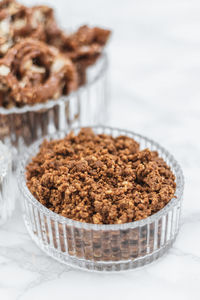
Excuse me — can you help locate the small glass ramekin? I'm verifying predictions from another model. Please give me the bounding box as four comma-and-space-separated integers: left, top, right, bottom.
0, 141, 14, 225
18, 126, 184, 272
0, 55, 108, 155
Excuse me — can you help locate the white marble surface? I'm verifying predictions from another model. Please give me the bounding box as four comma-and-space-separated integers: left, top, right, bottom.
1, 0, 200, 299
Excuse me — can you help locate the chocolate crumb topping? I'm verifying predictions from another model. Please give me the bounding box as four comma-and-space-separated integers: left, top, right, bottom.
26, 129, 176, 225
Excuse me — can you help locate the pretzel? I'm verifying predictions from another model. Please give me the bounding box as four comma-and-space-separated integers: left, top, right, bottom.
0, 0, 111, 106
0, 1, 59, 55
49, 25, 111, 85
0, 38, 78, 107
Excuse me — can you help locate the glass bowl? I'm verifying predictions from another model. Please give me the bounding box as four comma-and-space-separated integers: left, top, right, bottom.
18, 126, 184, 272
0, 54, 108, 155
0, 141, 14, 225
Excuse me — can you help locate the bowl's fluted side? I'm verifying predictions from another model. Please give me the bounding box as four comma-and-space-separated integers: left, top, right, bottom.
0, 143, 14, 225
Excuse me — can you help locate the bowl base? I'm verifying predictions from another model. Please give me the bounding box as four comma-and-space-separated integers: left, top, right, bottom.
24, 216, 177, 273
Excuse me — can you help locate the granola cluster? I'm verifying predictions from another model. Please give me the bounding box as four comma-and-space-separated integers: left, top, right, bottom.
26, 128, 176, 225
0, 0, 110, 107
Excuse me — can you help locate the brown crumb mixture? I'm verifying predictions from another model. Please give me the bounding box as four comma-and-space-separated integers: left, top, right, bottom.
26, 128, 176, 225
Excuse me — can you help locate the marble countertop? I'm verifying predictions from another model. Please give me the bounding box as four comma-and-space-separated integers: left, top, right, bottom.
1, 0, 200, 299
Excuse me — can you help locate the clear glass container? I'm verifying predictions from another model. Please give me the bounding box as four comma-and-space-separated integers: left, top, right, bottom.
18, 126, 184, 272
0, 141, 14, 225
0, 55, 108, 155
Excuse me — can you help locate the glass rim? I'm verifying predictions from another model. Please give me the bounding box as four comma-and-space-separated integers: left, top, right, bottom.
0, 53, 108, 115
18, 125, 184, 231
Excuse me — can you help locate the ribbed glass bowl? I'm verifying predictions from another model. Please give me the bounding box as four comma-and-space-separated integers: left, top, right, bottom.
0, 55, 108, 155
0, 141, 14, 225
18, 126, 184, 272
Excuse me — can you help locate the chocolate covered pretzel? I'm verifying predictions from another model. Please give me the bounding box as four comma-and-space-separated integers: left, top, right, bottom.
56, 25, 111, 85
0, 0, 111, 107
0, 38, 78, 107
0, 1, 60, 57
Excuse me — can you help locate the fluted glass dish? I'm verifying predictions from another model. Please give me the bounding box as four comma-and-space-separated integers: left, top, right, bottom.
0, 141, 14, 225
0, 55, 108, 155
18, 126, 184, 272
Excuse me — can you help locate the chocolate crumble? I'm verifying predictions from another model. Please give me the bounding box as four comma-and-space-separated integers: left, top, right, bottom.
26, 128, 176, 225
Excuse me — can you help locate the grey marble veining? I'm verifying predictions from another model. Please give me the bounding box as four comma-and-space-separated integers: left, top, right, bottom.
0, 0, 200, 299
